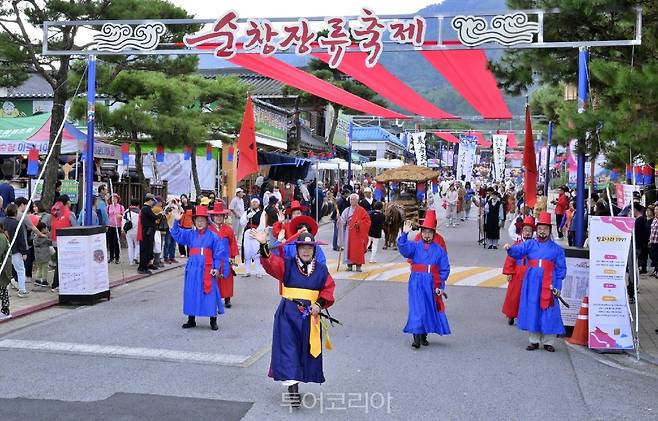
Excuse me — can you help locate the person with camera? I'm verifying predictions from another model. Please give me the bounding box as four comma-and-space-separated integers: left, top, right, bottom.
398, 210, 451, 349
170, 205, 228, 331
503, 212, 566, 352
123, 199, 141, 265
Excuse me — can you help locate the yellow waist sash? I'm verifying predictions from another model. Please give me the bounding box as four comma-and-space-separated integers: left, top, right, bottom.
281, 286, 322, 357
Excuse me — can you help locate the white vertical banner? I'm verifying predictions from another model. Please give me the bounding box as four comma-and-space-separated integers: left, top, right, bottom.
492, 134, 507, 181
562, 252, 589, 326
456, 135, 477, 182
588, 216, 635, 350
410, 132, 427, 167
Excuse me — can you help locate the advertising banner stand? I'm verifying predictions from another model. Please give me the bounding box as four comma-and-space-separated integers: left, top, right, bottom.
56, 226, 110, 305
562, 248, 589, 335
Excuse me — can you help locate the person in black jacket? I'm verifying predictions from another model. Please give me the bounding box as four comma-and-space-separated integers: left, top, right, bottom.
4, 204, 29, 297
138, 194, 158, 275
634, 204, 650, 275
368, 201, 385, 263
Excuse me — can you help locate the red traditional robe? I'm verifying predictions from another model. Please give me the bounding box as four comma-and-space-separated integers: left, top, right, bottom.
501, 239, 527, 318
210, 223, 239, 298
342, 205, 371, 265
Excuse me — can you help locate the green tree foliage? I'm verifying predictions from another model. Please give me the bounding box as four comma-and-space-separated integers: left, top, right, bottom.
71, 71, 247, 195
0, 0, 194, 207
492, 0, 658, 167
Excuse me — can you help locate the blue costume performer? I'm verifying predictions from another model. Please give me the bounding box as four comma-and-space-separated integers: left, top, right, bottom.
397, 209, 451, 349
254, 229, 335, 408
505, 212, 566, 352
171, 205, 229, 331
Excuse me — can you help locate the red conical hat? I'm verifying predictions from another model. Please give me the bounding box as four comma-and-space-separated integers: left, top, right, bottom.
521, 215, 536, 231
285, 200, 308, 215
536, 211, 552, 226
289, 215, 318, 236
419, 209, 438, 230
192, 205, 209, 219
209, 202, 230, 215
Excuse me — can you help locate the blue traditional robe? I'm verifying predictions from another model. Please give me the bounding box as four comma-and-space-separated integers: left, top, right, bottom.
507, 238, 566, 335
397, 234, 451, 335
171, 220, 229, 317
261, 253, 335, 384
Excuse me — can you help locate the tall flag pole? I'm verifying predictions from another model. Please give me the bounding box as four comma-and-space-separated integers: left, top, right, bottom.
236, 95, 258, 182
523, 98, 537, 210
84, 55, 96, 226
575, 47, 588, 247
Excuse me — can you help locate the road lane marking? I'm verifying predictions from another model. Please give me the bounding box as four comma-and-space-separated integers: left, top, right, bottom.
0, 339, 251, 367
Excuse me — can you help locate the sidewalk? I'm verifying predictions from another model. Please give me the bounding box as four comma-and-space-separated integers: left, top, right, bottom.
636, 272, 658, 363
1, 257, 186, 323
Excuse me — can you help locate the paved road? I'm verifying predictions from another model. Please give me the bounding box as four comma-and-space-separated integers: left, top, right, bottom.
1, 217, 657, 420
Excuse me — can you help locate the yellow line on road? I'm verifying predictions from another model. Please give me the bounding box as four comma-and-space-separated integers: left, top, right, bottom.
477, 274, 509, 288
446, 267, 493, 285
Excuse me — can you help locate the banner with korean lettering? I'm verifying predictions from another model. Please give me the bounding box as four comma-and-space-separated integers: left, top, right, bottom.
456, 135, 477, 182
588, 216, 634, 350
492, 134, 507, 182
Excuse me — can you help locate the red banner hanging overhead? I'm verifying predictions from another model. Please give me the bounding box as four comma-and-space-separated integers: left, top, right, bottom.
313, 51, 455, 120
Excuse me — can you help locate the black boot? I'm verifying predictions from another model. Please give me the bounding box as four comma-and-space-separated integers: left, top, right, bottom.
210, 317, 218, 331
287, 383, 301, 408
507, 317, 515, 326
421, 334, 429, 346
224, 297, 232, 308
182, 316, 196, 329
412, 334, 421, 349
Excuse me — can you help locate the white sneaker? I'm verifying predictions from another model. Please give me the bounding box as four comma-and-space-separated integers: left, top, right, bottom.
9, 278, 18, 290
243, 273, 251, 278
0, 313, 11, 321
256, 274, 263, 279
17, 290, 30, 298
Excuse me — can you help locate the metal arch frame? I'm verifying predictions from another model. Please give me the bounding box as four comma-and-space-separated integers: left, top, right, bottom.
41, 7, 642, 56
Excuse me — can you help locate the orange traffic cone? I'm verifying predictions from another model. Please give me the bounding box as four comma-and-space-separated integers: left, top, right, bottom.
567, 296, 588, 346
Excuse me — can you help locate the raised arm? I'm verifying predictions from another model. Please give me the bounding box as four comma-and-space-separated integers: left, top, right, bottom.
396, 220, 416, 259
252, 229, 286, 282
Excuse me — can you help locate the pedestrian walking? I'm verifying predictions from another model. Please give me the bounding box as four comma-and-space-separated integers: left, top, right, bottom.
484, 190, 504, 249
339, 193, 371, 272
123, 199, 140, 265
32, 222, 53, 288
251, 228, 335, 408
106, 193, 124, 264
504, 212, 566, 352
240, 198, 265, 278
398, 210, 451, 349
368, 201, 385, 263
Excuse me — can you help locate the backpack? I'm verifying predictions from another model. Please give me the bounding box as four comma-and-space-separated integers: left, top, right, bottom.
123, 209, 134, 232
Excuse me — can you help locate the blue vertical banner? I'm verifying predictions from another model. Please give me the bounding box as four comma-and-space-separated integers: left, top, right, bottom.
347, 119, 353, 183
84, 55, 96, 226
575, 47, 588, 247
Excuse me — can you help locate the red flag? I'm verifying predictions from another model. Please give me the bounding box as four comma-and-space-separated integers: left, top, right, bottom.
523, 104, 537, 208
236, 96, 258, 182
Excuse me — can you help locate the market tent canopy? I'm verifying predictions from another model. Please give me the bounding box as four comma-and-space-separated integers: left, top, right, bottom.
362, 158, 405, 169
0, 113, 119, 158
505, 132, 519, 148
375, 164, 439, 183
313, 52, 456, 120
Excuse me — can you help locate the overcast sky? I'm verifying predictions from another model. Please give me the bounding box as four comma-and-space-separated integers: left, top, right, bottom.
168, 1, 439, 19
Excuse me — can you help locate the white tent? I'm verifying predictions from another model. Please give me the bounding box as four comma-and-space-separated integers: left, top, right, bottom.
362, 158, 405, 169
316, 158, 362, 171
